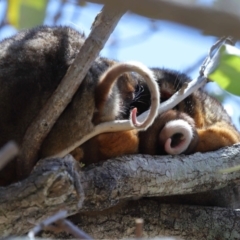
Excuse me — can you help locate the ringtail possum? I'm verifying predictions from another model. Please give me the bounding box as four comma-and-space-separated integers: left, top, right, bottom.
0, 26, 158, 185
131, 69, 240, 155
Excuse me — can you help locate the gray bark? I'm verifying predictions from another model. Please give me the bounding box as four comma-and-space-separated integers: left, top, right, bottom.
1, 144, 240, 237
57, 200, 240, 240
88, 0, 240, 40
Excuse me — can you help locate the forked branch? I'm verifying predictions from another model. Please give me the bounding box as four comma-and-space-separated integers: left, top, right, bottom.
18, 5, 126, 178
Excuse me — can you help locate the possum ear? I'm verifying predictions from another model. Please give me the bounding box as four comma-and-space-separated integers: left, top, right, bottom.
158, 118, 199, 155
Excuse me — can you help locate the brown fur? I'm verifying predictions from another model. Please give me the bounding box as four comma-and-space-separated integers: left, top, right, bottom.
75, 130, 139, 165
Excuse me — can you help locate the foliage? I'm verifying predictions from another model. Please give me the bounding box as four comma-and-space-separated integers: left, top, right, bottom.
208, 44, 240, 96
7, 0, 47, 29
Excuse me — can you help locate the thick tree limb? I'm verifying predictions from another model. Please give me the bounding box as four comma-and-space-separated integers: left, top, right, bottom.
87, 0, 240, 40
1, 144, 240, 236
60, 200, 240, 239
80, 144, 240, 211
0, 155, 83, 237
7, 197, 240, 239
18, 5, 126, 178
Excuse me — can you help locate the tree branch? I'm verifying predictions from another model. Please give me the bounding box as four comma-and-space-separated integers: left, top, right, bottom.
1, 144, 240, 236
18, 5, 126, 178
65, 200, 240, 239
87, 0, 240, 40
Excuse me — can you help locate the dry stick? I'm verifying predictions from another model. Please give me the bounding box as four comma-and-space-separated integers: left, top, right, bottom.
135, 218, 144, 238
1, 145, 240, 236
17, 5, 126, 178
88, 0, 240, 40
0, 141, 19, 171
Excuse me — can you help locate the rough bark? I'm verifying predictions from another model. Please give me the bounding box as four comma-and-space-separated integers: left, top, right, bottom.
17, 5, 126, 179
1, 144, 240, 236
0, 156, 83, 237
52, 199, 240, 240
88, 0, 240, 40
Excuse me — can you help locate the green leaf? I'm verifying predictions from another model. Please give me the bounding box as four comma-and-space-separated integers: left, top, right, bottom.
7, 0, 47, 30
208, 44, 240, 96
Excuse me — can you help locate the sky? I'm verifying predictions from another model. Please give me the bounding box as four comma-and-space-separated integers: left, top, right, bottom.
0, 0, 240, 129
47, 1, 216, 76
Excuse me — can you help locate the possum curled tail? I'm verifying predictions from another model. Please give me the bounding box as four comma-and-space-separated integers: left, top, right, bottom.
73, 62, 160, 164
139, 110, 199, 156
94, 61, 160, 130
159, 118, 196, 155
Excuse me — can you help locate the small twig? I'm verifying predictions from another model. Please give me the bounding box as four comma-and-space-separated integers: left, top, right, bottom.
0, 141, 19, 171
200, 36, 234, 77
28, 210, 67, 239
135, 218, 144, 238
